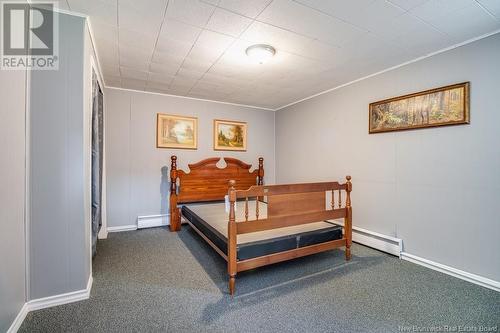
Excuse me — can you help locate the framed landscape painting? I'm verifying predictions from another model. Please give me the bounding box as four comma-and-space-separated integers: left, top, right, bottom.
369, 82, 470, 134
214, 119, 247, 151
157, 113, 197, 149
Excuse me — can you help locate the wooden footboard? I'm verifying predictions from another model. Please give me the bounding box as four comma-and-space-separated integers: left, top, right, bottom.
227, 177, 352, 295
168, 155, 352, 297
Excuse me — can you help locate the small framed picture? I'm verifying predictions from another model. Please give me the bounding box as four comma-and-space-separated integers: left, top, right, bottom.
213, 119, 247, 151
157, 113, 197, 149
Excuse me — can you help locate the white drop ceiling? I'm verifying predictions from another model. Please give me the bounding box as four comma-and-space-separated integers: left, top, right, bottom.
59, 0, 500, 110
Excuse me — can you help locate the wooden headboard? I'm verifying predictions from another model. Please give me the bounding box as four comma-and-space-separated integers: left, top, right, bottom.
169, 155, 264, 231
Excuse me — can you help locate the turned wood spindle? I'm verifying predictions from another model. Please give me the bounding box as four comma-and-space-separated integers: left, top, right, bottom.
331, 190, 334, 209
257, 157, 264, 185
344, 175, 352, 261
346, 176, 352, 208
245, 197, 249, 222
256, 198, 260, 220
169, 155, 180, 232
338, 189, 342, 208
227, 180, 237, 296
257, 157, 264, 202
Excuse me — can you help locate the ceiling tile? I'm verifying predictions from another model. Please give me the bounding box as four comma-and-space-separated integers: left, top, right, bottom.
104, 75, 121, 87
119, 28, 157, 50
387, 0, 429, 11
335, 0, 406, 32
413, 2, 500, 41
206, 8, 252, 37
146, 81, 171, 91
201, 0, 221, 6
148, 72, 175, 85
369, 12, 441, 41
377, 14, 453, 55
120, 67, 150, 80
166, 0, 216, 27
257, 0, 366, 46
158, 19, 202, 44
187, 30, 235, 63
94, 38, 119, 62
300, 40, 344, 63
217, 0, 273, 18
119, 56, 150, 71
121, 78, 147, 90
155, 38, 193, 59
119, 44, 153, 61
196, 29, 235, 50
89, 21, 118, 43
102, 66, 121, 77
177, 68, 205, 80
292, 0, 376, 20
119, 2, 164, 34
68, 0, 117, 26
410, 0, 471, 22
119, 0, 168, 16
168, 84, 192, 94
151, 52, 184, 67
182, 57, 214, 72
149, 61, 181, 76
170, 77, 197, 90
477, 0, 500, 18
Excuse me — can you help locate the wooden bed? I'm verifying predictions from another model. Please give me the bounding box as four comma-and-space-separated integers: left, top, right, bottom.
169, 155, 352, 295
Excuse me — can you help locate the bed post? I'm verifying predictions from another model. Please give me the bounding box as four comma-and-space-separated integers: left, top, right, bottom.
169, 156, 181, 232
345, 175, 352, 260
257, 157, 264, 185
227, 180, 237, 296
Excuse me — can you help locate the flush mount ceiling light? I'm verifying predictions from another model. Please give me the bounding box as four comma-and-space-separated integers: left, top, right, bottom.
245, 44, 276, 64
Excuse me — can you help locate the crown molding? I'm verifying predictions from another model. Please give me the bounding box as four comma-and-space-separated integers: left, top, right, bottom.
104, 86, 276, 111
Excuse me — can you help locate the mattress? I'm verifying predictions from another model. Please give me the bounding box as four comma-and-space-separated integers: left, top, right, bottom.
181, 201, 343, 261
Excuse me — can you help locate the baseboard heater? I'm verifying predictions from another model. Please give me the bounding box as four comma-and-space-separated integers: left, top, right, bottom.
137, 214, 170, 229
329, 219, 402, 257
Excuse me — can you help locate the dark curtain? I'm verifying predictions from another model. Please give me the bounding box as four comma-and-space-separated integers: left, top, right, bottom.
91, 70, 104, 257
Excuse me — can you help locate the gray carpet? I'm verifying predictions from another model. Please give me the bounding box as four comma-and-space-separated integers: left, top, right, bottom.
20, 227, 499, 333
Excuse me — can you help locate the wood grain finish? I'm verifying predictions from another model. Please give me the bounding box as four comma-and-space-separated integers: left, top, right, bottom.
169, 155, 264, 231
227, 176, 353, 295
236, 209, 347, 234
237, 239, 347, 272
268, 192, 325, 218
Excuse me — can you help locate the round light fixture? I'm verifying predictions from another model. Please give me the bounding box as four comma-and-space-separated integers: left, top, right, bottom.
245, 44, 276, 64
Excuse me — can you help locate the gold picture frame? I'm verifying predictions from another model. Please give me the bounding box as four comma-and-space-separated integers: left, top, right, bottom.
369, 82, 470, 134
213, 119, 247, 151
157, 113, 198, 149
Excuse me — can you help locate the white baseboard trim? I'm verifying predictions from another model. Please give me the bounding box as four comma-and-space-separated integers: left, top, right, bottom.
137, 214, 170, 229
6, 303, 29, 333
329, 220, 402, 257
98, 228, 108, 239
401, 252, 500, 292
27, 275, 93, 311
107, 224, 137, 233
7, 276, 93, 333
